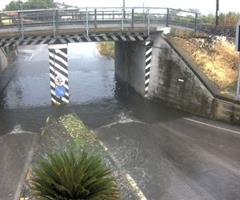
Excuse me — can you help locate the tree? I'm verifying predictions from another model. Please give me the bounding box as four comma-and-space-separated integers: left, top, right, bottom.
4, 1, 24, 11
4, 0, 56, 11
24, 0, 56, 9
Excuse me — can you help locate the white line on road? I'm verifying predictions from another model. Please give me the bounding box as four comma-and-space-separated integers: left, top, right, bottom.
125, 174, 147, 200
184, 118, 240, 135
98, 140, 147, 200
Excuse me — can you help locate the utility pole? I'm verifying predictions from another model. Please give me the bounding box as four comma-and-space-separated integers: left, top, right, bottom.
215, 0, 219, 26
123, 0, 125, 19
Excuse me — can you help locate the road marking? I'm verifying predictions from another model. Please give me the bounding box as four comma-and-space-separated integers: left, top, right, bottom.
125, 174, 147, 200
184, 118, 240, 135
98, 139, 147, 200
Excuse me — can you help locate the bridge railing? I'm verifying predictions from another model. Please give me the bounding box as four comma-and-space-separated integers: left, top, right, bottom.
0, 7, 198, 36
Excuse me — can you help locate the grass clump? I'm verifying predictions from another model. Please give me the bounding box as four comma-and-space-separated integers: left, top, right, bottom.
97, 42, 115, 58
171, 36, 240, 92
31, 149, 120, 200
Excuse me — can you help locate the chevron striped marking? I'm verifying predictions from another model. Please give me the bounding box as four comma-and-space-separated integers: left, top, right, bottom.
144, 40, 153, 97
0, 33, 149, 48
49, 44, 69, 105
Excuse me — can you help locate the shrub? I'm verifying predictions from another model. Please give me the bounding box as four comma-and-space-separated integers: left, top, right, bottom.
31, 150, 120, 200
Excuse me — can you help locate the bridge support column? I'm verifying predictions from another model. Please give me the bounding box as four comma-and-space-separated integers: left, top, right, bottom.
115, 41, 152, 96
48, 44, 69, 105
144, 40, 153, 97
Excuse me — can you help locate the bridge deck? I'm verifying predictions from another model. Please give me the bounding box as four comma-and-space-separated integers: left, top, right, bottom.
0, 7, 198, 39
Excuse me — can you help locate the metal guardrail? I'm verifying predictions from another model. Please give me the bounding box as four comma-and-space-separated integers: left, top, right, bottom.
0, 7, 198, 37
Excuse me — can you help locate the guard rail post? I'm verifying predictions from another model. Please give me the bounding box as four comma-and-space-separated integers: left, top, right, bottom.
20, 11, 24, 38
131, 8, 134, 28
166, 8, 169, 27
121, 7, 124, 31
194, 12, 198, 32
94, 9, 97, 28
147, 8, 150, 35
86, 8, 89, 36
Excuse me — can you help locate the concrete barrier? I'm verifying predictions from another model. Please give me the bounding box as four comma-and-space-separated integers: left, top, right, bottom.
147, 33, 240, 125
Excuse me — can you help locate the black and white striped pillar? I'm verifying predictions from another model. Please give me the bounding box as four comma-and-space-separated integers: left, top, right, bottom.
144, 40, 153, 97
48, 44, 69, 105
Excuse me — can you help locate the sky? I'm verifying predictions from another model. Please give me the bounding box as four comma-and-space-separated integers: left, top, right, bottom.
0, 0, 240, 15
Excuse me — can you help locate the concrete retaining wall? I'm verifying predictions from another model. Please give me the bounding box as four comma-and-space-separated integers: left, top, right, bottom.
115, 41, 146, 96
0, 46, 17, 72
0, 48, 8, 72
147, 33, 240, 125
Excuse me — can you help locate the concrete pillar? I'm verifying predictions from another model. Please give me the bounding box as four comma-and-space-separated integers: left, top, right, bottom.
115, 41, 146, 96
48, 44, 69, 105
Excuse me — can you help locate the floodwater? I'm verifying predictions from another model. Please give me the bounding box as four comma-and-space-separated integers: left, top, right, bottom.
1, 42, 240, 199
0, 42, 141, 134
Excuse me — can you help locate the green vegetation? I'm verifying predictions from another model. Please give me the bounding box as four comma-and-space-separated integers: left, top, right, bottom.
97, 42, 115, 59
4, 0, 56, 11
171, 36, 239, 96
20, 114, 122, 199
31, 149, 120, 200
200, 12, 240, 26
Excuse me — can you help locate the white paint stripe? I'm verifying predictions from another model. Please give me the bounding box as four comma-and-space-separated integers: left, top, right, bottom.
50, 68, 68, 79
98, 141, 147, 200
32, 36, 43, 45
125, 174, 147, 200
102, 35, 109, 41
51, 90, 56, 96
146, 48, 152, 56
145, 79, 150, 84
146, 55, 152, 62
57, 50, 68, 60
50, 73, 56, 80
145, 86, 149, 91
49, 60, 68, 75
49, 53, 68, 67
129, 35, 136, 41
120, 35, 127, 41
137, 35, 144, 40
41, 36, 52, 44
49, 44, 68, 49
51, 98, 61, 105
111, 35, 118, 41
184, 118, 240, 135
145, 41, 151, 46
68, 37, 75, 43
145, 65, 151, 71
145, 71, 150, 77
50, 82, 56, 88
145, 63, 151, 70
94, 36, 101, 42
61, 96, 69, 103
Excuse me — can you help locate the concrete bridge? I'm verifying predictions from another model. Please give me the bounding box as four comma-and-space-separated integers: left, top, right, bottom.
0, 7, 198, 39
0, 7, 198, 105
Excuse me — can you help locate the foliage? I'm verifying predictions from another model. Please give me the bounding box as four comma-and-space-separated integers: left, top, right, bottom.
4, 0, 56, 11
200, 12, 240, 26
172, 36, 239, 90
4, 0, 24, 11
97, 42, 115, 59
31, 149, 120, 200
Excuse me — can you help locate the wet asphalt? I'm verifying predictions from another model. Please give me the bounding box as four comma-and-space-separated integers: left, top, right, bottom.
1, 43, 240, 199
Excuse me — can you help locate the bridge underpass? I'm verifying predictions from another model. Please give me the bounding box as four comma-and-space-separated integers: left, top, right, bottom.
2, 7, 240, 200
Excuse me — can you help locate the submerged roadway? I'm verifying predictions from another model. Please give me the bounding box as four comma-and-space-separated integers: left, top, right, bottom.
1, 43, 240, 200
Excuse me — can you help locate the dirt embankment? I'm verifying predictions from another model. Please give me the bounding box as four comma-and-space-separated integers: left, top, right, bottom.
171, 36, 240, 94
97, 42, 115, 58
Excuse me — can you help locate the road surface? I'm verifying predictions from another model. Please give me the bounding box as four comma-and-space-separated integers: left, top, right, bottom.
1, 43, 240, 200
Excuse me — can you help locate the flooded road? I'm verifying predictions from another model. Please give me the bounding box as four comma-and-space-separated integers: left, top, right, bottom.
0, 43, 121, 134
2, 43, 240, 199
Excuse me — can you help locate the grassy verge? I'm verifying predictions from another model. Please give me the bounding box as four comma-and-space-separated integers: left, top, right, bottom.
97, 42, 115, 58
20, 114, 136, 200
170, 36, 240, 96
